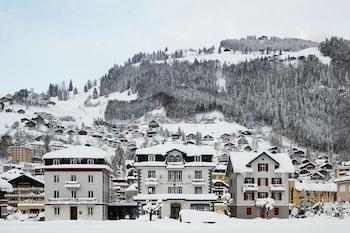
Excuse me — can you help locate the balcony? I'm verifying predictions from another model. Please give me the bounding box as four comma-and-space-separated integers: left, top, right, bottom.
191, 178, 206, 185
242, 183, 258, 192
47, 197, 97, 204
64, 181, 81, 189
269, 184, 287, 191
145, 177, 158, 186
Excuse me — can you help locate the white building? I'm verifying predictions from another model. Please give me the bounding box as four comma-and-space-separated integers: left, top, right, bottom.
133, 143, 218, 219
227, 151, 294, 219
43, 146, 111, 221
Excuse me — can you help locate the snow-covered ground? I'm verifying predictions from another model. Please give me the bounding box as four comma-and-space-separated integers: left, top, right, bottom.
0, 217, 348, 233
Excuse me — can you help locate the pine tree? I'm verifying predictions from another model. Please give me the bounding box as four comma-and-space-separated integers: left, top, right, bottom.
93, 87, 98, 99
68, 79, 73, 92
73, 87, 78, 95
84, 85, 88, 93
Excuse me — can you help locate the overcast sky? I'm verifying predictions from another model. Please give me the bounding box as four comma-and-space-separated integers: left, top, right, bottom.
0, 0, 349, 95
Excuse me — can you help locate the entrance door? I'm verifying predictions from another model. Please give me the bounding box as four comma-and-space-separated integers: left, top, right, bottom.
170, 203, 181, 219
260, 208, 266, 218
70, 206, 78, 220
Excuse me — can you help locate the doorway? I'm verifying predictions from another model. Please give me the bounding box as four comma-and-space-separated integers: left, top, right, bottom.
170, 203, 181, 219
70, 206, 78, 220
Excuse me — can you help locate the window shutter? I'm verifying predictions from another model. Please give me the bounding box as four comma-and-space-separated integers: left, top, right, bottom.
252, 193, 255, 200
279, 193, 282, 200
244, 193, 247, 200
266, 178, 268, 186
258, 164, 261, 172
258, 178, 261, 186
266, 164, 269, 171
252, 178, 255, 183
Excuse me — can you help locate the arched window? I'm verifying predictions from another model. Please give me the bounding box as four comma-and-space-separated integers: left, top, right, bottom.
167, 154, 183, 163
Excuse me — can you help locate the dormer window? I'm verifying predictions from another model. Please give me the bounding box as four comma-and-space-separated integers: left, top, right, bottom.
70, 159, 78, 164
87, 159, 94, 164
194, 156, 201, 162
53, 159, 60, 165
167, 154, 183, 163
148, 155, 155, 162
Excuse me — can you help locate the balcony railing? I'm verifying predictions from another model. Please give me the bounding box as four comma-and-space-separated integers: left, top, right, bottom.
191, 178, 206, 185
65, 181, 81, 189
145, 177, 158, 186
269, 184, 286, 191
242, 183, 258, 192
47, 197, 97, 204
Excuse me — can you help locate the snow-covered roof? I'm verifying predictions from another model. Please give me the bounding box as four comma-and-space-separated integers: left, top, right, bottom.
43, 145, 107, 159
0, 177, 13, 192
136, 142, 216, 156
228, 151, 294, 173
334, 176, 350, 183
0, 168, 24, 180
294, 180, 337, 192
42, 164, 112, 173
133, 194, 218, 201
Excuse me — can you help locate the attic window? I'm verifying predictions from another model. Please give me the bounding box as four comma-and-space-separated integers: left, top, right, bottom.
148, 155, 155, 162
87, 159, 94, 164
167, 154, 183, 163
53, 159, 60, 165
70, 159, 78, 164
194, 156, 201, 162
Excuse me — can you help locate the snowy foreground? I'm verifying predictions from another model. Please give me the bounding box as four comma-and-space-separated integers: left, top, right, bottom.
0, 218, 348, 233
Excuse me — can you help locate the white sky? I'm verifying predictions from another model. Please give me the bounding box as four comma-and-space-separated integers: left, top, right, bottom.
0, 0, 349, 95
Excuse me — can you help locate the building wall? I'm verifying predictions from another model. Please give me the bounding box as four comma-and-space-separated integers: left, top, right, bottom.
337, 181, 350, 202
234, 206, 289, 219
45, 204, 105, 221
8, 146, 33, 163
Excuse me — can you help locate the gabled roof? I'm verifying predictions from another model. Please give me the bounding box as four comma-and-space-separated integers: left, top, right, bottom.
43, 145, 107, 159
136, 142, 216, 156
228, 151, 294, 174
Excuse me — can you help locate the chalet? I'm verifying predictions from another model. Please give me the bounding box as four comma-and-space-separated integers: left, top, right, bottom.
259, 35, 268, 40
299, 169, 311, 175
244, 145, 252, 152
186, 133, 196, 141
56, 125, 65, 130
21, 118, 30, 123
148, 120, 159, 129
45, 122, 54, 128
0, 102, 4, 111
291, 159, 300, 166
119, 138, 128, 143
185, 140, 196, 145
224, 142, 235, 150
268, 146, 281, 153
92, 133, 103, 139
66, 129, 76, 135
320, 163, 333, 171
294, 150, 305, 156
220, 133, 231, 140
34, 135, 42, 141
147, 131, 157, 138
212, 163, 227, 181
5, 109, 13, 113
17, 109, 25, 114
237, 137, 248, 145
319, 169, 331, 179
334, 176, 350, 202
309, 172, 324, 181
218, 153, 230, 164
239, 130, 253, 136
47, 101, 56, 106
301, 162, 316, 170
25, 121, 36, 128
171, 133, 180, 140
32, 115, 44, 124
78, 129, 88, 136
301, 158, 311, 164
203, 135, 214, 141
54, 129, 64, 134
212, 180, 229, 200
0, 177, 13, 218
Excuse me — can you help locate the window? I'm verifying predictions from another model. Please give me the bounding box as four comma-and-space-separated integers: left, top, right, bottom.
54, 190, 59, 198
70, 159, 78, 164
340, 185, 346, 192
148, 154, 155, 162
54, 207, 60, 215
246, 207, 252, 216
88, 175, 94, 183
88, 191, 94, 198
168, 170, 182, 182
71, 175, 77, 181
88, 207, 94, 215
258, 192, 268, 198
54, 175, 59, 183
71, 190, 77, 198
53, 159, 60, 165
258, 163, 269, 172
148, 170, 156, 178
168, 187, 182, 194
274, 208, 279, 216
244, 178, 254, 184
194, 171, 202, 179
87, 159, 94, 164
195, 187, 202, 194
271, 178, 282, 184
167, 154, 183, 163
243, 192, 254, 200
272, 192, 282, 200
194, 156, 201, 162
258, 178, 268, 186
148, 187, 156, 194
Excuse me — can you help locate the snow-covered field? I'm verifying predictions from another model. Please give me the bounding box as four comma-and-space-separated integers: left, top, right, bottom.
0, 218, 348, 233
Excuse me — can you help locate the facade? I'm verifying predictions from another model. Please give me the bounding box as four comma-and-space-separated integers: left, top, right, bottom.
8, 145, 33, 163
43, 146, 111, 221
289, 179, 336, 209
335, 164, 350, 178
227, 151, 294, 219
134, 143, 218, 219
334, 176, 350, 202
0, 177, 13, 218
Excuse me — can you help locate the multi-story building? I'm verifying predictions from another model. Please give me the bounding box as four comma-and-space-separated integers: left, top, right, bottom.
8, 145, 33, 163
335, 162, 350, 178
134, 143, 218, 219
334, 175, 350, 202
227, 151, 294, 219
43, 145, 111, 220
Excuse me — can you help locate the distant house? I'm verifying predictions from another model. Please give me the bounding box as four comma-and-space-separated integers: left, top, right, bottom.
299, 169, 311, 175
55, 129, 64, 134
5, 109, 12, 113
148, 120, 159, 129
171, 133, 180, 140
147, 131, 157, 138
21, 118, 30, 123
320, 163, 333, 171
309, 172, 324, 181
17, 109, 25, 114
301, 162, 316, 170
78, 129, 88, 136
244, 145, 252, 152
66, 129, 76, 135
47, 101, 56, 106
203, 135, 214, 141
32, 115, 44, 124
334, 176, 350, 202
25, 121, 36, 128
186, 133, 196, 141
239, 130, 253, 136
